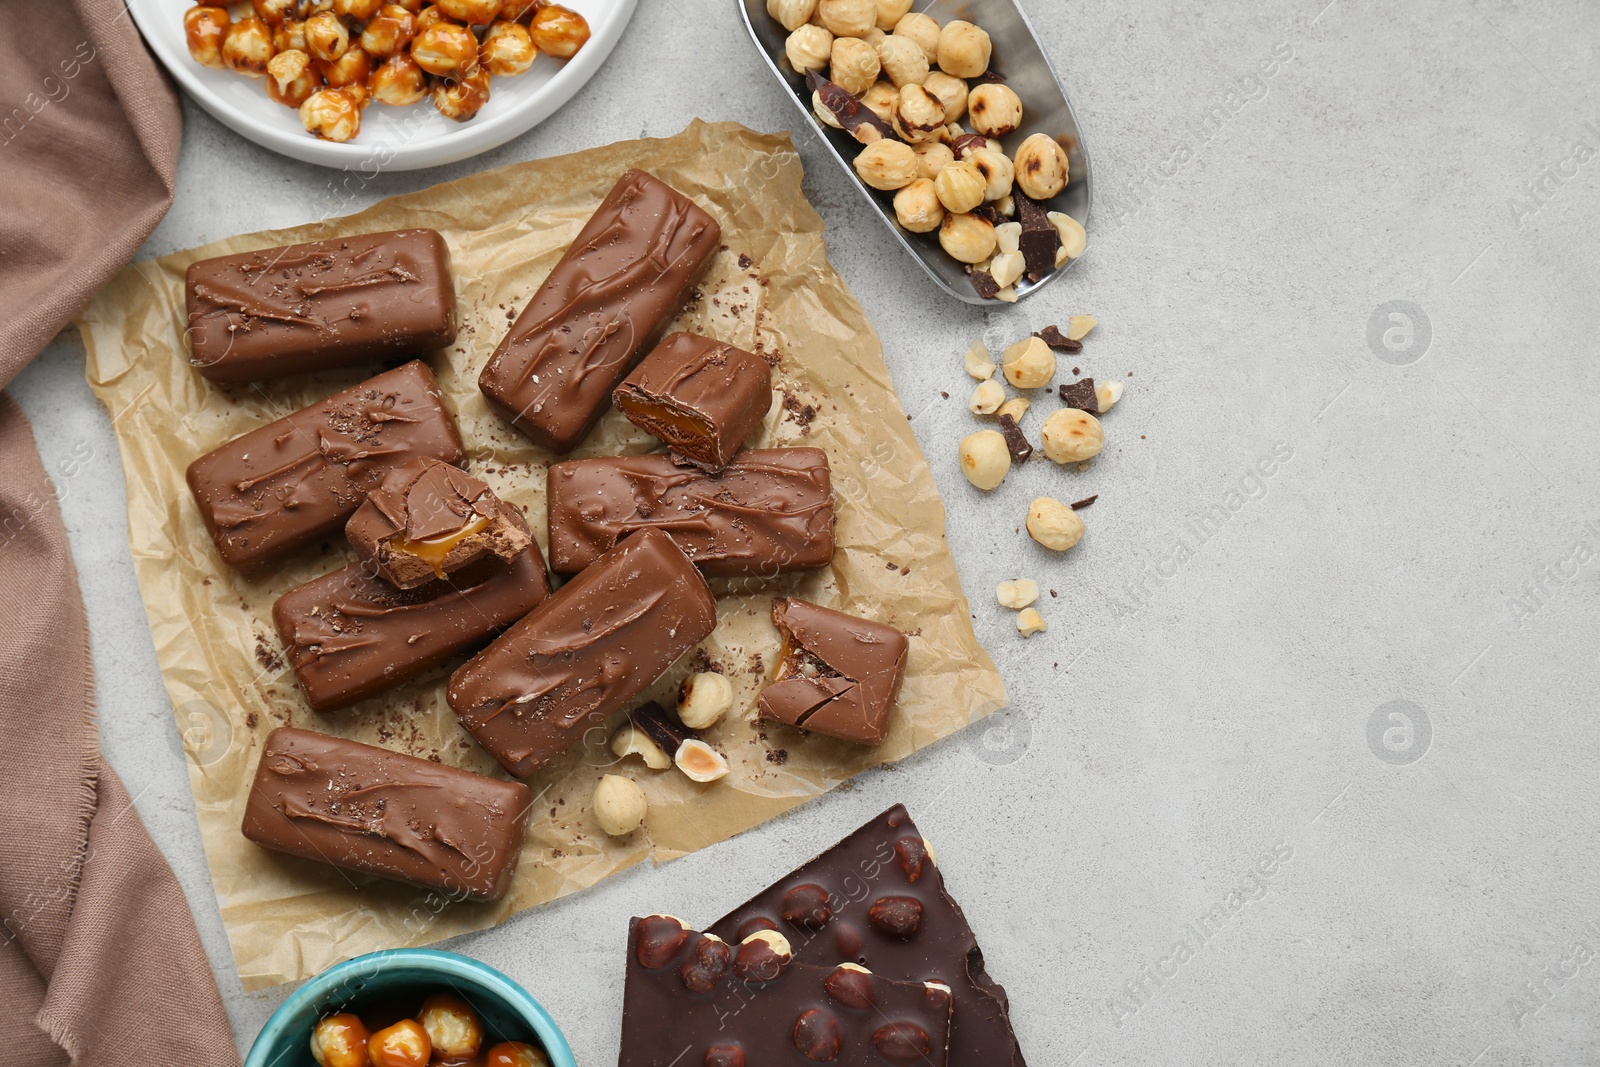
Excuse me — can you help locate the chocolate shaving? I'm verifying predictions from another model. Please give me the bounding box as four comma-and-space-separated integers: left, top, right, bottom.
969, 270, 1000, 299
1059, 378, 1098, 413
1035, 325, 1082, 352
997, 414, 1032, 462
807, 71, 897, 144
1070, 495, 1097, 510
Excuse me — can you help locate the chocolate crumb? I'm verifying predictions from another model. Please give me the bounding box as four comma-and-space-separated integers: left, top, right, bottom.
940, 391, 949, 399
254, 635, 284, 673
781, 391, 817, 432
1036, 325, 1083, 352
1049, 590, 1057, 598
886, 561, 898, 570
899, 566, 910, 576
767, 748, 789, 765
997, 413, 1033, 462
1070, 495, 1096, 510
1059, 378, 1098, 413
245, 711, 259, 729
738, 253, 753, 270
1071, 366, 1080, 375
969, 270, 1000, 299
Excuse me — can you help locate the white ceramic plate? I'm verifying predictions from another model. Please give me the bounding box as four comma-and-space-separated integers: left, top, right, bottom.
129, 0, 638, 170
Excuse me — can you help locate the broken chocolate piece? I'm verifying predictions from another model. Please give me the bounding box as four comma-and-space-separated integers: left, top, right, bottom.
1058, 377, 1098, 413
949, 133, 987, 159
807, 70, 897, 144
1070, 495, 1097, 510
971, 202, 1006, 227
1034, 325, 1082, 352
612, 332, 774, 472
996, 413, 1032, 462
757, 598, 907, 746
969, 270, 1001, 300
630, 701, 696, 762
1014, 193, 1060, 283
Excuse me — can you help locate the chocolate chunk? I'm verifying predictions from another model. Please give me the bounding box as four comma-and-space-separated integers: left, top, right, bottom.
447, 529, 717, 778
1059, 377, 1098, 413
1014, 193, 1060, 283
807, 70, 897, 144
618, 916, 953, 1067
346, 457, 532, 589
1034, 325, 1082, 352
630, 701, 696, 763
241, 727, 532, 902
612, 332, 774, 472
272, 550, 551, 712
184, 229, 457, 383
971, 202, 1006, 227
996, 414, 1032, 462
969, 270, 1001, 300
711, 804, 1026, 1067
1070, 495, 1097, 510
478, 169, 720, 453
545, 448, 834, 578
186, 361, 465, 570
949, 133, 988, 159
757, 599, 907, 746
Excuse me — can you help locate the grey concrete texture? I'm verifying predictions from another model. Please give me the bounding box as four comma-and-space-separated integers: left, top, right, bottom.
10, 0, 1600, 1062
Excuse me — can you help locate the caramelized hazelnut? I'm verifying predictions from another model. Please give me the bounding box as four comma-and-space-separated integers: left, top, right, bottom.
481, 20, 536, 75
368, 53, 427, 104
310, 1012, 370, 1067
252, 0, 299, 25
485, 1042, 553, 1067
317, 45, 372, 88
529, 4, 590, 58
304, 11, 350, 61
222, 17, 275, 77
266, 49, 322, 107
432, 67, 492, 121
411, 22, 478, 77
299, 87, 363, 141
273, 16, 308, 52
437, 0, 503, 22
360, 5, 419, 57
334, 0, 385, 19
184, 7, 232, 68
367, 1019, 431, 1067
417, 992, 483, 1061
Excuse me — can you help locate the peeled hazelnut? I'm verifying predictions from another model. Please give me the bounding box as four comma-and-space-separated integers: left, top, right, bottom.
1002, 336, 1056, 389
959, 430, 1009, 490
964, 340, 995, 380
874, 0, 912, 30
481, 20, 536, 75
223, 17, 275, 77
1067, 314, 1097, 340
912, 141, 953, 179
769, 0, 818, 32
1026, 497, 1084, 551
784, 24, 832, 73
418, 993, 483, 1062
812, 90, 842, 128
994, 220, 1021, 254
938, 212, 996, 263
967, 377, 1003, 414
968, 147, 1014, 201
861, 26, 887, 49
676, 739, 730, 783
922, 70, 967, 122
304, 11, 349, 61
853, 139, 918, 190
1048, 210, 1086, 260
436, 0, 501, 22
891, 84, 945, 143
893, 179, 944, 233
610, 721, 673, 770
996, 578, 1039, 609
937, 19, 990, 78
310, 1012, 370, 1067
818, 0, 875, 37
829, 36, 879, 94
368, 53, 427, 104
1096, 379, 1124, 411
933, 159, 985, 214
368, 1019, 431, 1067
874, 34, 928, 87
485, 1042, 553, 1067
678, 671, 734, 730
317, 46, 372, 89
299, 87, 362, 141
891, 13, 939, 64
593, 774, 647, 836
1040, 407, 1104, 463
530, 4, 590, 58
1014, 133, 1070, 200
999, 194, 1016, 217
432, 67, 491, 120
1016, 608, 1047, 636
994, 286, 1018, 303
968, 82, 1023, 137
412, 21, 478, 77
265, 49, 319, 106
989, 250, 1025, 289
334, 0, 384, 19
185, 7, 232, 68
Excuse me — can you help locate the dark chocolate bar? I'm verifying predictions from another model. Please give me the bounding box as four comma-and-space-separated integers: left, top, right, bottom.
711, 804, 1026, 1067
757, 598, 907, 746
241, 727, 532, 902
545, 449, 834, 578
612, 332, 773, 472
478, 169, 721, 453
273, 549, 551, 712
186, 360, 465, 570
620, 914, 953, 1067
185, 229, 456, 383
447, 528, 717, 778
346, 457, 533, 589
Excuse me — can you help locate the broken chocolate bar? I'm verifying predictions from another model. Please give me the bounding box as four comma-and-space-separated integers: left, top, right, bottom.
186, 360, 465, 570
346, 457, 533, 589
478, 169, 720, 453
612, 332, 773, 472
545, 448, 834, 578
711, 804, 1026, 1067
757, 598, 907, 746
807, 70, 896, 144
1014, 194, 1060, 283
1059, 377, 1098, 414
185, 229, 457, 383
273, 549, 551, 712
241, 727, 532, 902
620, 914, 953, 1067
447, 528, 717, 778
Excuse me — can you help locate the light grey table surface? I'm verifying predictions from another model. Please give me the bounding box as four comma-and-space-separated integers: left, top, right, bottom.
12, 0, 1600, 1063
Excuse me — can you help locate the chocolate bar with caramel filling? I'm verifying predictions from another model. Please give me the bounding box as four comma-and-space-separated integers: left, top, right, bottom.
241, 727, 532, 902
612, 332, 773, 472
545, 449, 833, 578
757, 598, 907, 746
477, 169, 721, 453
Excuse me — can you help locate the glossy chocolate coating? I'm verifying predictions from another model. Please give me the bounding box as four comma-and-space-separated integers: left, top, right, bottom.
186, 361, 465, 571
346, 457, 533, 589
620, 916, 952, 1067
545, 448, 833, 578
447, 528, 717, 778
185, 229, 457, 383
478, 169, 721, 453
241, 727, 532, 902
711, 804, 1026, 1067
757, 598, 907, 745
273, 549, 552, 712
612, 332, 773, 471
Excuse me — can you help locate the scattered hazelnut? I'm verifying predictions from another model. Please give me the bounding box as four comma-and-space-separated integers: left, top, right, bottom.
593, 774, 648, 836
304, 11, 349, 61
964, 340, 995, 380
996, 578, 1039, 609
1067, 314, 1097, 340
768, 0, 817, 32
859, 80, 898, 123
932, 159, 985, 214
959, 430, 1010, 490
891, 84, 946, 142
265, 49, 319, 107
432, 68, 491, 121
968, 82, 1023, 137
184, 7, 232, 69
996, 395, 1029, 421
676, 739, 730, 783
1048, 210, 1087, 261
1001, 336, 1055, 389
891, 11, 940, 63
922, 71, 967, 122
412, 21, 477, 77
994, 220, 1021, 254
1016, 608, 1047, 636
367, 1019, 431, 1067
784, 24, 833, 73
989, 250, 1025, 289
417, 993, 483, 1062
299, 87, 362, 141
481, 20, 536, 76
311, 1013, 370, 1067
873, 0, 912, 30
967, 377, 1004, 414
368, 53, 427, 104
892, 179, 944, 233
830, 36, 880, 93
1026, 497, 1084, 551
610, 722, 673, 770
968, 147, 1014, 201
936, 19, 990, 78
1040, 407, 1103, 463
818, 0, 875, 37
1013, 133, 1070, 200
853, 139, 918, 190
874, 34, 929, 87
529, 4, 590, 57
678, 672, 734, 730
938, 212, 996, 263
222, 17, 276, 77
1096, 379, 1124, 411
912, 140, 953, 179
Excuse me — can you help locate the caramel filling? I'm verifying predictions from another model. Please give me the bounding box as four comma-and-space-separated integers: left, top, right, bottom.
390, 513, 492, 578
616, 395, 714, 443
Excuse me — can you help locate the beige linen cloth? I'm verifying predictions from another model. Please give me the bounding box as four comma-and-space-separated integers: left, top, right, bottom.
0, 2, 237, 1065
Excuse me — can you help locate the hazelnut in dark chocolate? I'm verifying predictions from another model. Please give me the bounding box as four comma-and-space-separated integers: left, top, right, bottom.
185, 360, 465, 570
185, 229, 457, 383
757, 598, 908, 746
612, 332, 773, 472
478, 169, 721, 453
273, 549, 551, 712
241, 727, 532, 902
545, 448, 834, 578
447, 528, 717, 778
346, 457, 533, 589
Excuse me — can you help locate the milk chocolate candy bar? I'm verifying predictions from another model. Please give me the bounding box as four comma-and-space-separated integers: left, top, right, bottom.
185, 229, 456, 383
620, 914, 953, 1067
612, 332, 773, 471
241, 727, 532, 902
545, 449, 833, 578
186, 360, 465, 570
757, 598, 907, 746
478, 169, 720, 453
273, 549, 552, 712
711, 804, 1026, 1067
346, 457, 533, 589
447, 528, 717, 778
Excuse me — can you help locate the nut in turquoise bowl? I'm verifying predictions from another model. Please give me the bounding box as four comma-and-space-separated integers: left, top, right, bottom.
244, 948, 576, 1067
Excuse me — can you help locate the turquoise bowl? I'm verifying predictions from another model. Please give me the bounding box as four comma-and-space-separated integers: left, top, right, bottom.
243, 948, 577, 1067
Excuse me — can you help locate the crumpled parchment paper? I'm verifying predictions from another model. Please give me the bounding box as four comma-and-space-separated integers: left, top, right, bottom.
76, 119, 1007, 991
